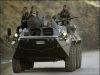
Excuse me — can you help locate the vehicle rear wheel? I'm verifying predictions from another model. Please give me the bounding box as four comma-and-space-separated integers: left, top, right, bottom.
65, 43, 77, 72
76, 44, 82, 69
12, 58, 22, 73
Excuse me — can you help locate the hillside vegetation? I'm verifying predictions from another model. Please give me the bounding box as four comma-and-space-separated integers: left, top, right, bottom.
0, 0, 99, 55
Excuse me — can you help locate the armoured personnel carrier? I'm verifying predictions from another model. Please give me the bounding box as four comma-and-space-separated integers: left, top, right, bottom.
8, 15, 82, 73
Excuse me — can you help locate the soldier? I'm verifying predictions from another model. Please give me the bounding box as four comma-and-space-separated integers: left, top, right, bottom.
27, 9, 41, 35
28, 9, 39, 28
30, 6, 38, 16
45, 14, 52, 27
53, 5, 71, 33
53, 5, 71, 25
21, 7, 29, 29
27, 6, 44, 28
60, 5, 70, 19
60, 5, 70, 25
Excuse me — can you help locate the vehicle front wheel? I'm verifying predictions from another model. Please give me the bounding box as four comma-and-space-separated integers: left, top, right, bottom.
65, 43, 77, 72
76, 44, 82, 69
12, 58, 22, 73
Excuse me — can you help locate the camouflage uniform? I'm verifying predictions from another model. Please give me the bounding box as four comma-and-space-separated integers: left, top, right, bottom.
53, 5, 71, 33
59, 9, 70, 25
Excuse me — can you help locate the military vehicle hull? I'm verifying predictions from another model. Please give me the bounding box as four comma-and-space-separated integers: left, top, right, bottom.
13, 36, 68, 61
11, 17, 82, 73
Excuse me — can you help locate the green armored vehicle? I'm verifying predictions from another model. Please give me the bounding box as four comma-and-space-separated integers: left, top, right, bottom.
9, 14, 82, 73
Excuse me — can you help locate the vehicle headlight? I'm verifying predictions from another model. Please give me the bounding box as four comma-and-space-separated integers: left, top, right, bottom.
63, 32, 67, 36
14, 33, 18, 37
63, 32, 68, 37
59, 32, 68, 40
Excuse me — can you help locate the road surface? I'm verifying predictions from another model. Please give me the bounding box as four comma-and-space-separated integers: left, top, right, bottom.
0, 50, 99, 75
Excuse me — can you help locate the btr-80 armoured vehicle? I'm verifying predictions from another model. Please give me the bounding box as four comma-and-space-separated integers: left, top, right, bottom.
8, 14, 82, 73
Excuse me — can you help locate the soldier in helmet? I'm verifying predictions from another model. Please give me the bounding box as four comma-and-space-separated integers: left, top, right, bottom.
59, 5, 71, 25
53, 5, 71, 25
53, 5, 71, 33
21, 7, 29, 29
30, 6, 34, 14
16, 7, 29, 34
60, 5, 71, 33
60, 5, 70, 19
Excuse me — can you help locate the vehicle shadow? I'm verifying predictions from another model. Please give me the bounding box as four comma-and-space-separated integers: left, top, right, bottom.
24, 68, 66, 72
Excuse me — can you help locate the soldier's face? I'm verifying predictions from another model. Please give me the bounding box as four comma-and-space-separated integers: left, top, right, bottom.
32, 10, 37, 16
63, 6, 67, 10
25, 9, 28, 12
23, 8, 28, 12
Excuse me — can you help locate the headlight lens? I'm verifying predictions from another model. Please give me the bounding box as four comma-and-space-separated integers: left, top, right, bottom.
63, 32, 68, 38
63, 32, 67, 36
14, 33, 18, 37
59, 32, 68, 40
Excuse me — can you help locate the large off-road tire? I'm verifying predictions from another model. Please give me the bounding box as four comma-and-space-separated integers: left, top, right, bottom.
12, 58, 22, 73
65, 43, 77, 72
76, 44, 82, 69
